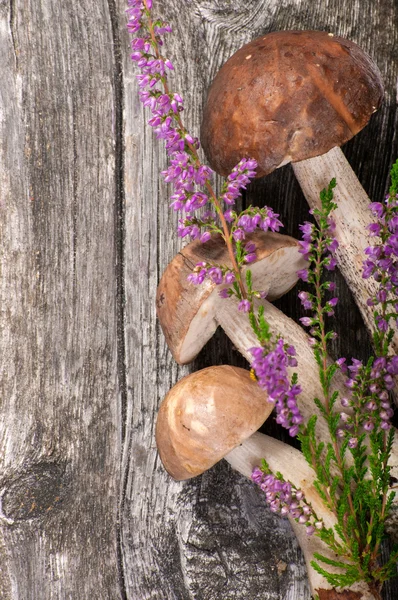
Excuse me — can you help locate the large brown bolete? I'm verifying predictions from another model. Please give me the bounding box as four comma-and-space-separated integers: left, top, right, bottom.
200, 30, 398, 361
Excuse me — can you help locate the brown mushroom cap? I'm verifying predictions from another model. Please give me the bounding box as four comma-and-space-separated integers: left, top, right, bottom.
200, 30, 384, 178
156, 365, 274, 480
156, 231, 307, 364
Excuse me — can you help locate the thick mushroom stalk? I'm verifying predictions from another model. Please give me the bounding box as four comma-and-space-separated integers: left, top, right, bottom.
292, 147, 398, 360
199, 30, 390, 369
227, 432, 381, 600
156, 367, 383, 599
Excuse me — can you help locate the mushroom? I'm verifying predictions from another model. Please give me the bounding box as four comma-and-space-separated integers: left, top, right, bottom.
156, 365, 381, 599
156, 365, 274, 480
199, 30, 398, 357
157, 234, 398, 464
156, 230, 307, 365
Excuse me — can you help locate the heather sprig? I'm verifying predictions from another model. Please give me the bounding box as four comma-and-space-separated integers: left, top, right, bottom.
250, 339, 303, 437
252, 460, 324, 536
297, 172, 398, 589
127, 0, 283, 302
127, 2, 304, 444
363, 161, 398, 355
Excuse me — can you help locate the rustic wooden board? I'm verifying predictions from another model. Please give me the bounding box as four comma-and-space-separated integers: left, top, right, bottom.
0, 0, 121, 598
0, 0, 397, 598
119, 0, 398, 599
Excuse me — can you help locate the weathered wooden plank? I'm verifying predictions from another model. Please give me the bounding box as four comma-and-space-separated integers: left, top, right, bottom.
0, 1, 121, 597
0, 0, 396, 598
120, 0, 398, 599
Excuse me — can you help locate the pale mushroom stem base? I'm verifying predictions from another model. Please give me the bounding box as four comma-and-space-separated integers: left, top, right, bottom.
292, 146, 398, 403
226, 432, 381, 600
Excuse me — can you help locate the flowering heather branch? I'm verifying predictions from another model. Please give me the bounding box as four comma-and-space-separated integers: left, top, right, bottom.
126, 0, 283, 301
363, 161, 398, 355
252, 461, 324, 536
297, 174, 398, 589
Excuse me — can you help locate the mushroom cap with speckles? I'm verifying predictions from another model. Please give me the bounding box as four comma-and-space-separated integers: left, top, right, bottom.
200, 30, 384, 178
156, 231, 307, 364
156, 365, 274, 480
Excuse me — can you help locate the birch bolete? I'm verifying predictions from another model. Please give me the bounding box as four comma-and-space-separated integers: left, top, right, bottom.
156, 230, 306, 364
199, 30, 398, 357
156, 366, 380, 599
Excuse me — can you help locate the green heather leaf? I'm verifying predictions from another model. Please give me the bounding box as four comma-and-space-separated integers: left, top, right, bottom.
329, 390, 339, 410
316, 441, 325, 461
313, 397, 327, 419
248, 311, 260, 338
311, 559, 359, 588
326, 364, 338, 383
340, 439, 349, 461
246, 269, 253, 292
232, 281, 241, 298
325, 444, 336, 476
390, 158, 398, 196
235, 240, 243, 262
313, 553, 355, 570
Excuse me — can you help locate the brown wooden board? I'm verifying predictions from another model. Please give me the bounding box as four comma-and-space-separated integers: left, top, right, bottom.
0, 0, 397, 598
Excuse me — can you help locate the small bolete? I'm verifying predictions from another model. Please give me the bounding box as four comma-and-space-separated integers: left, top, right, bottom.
156, 365, 274, 480
156, 365, 380, 599
156, 230, 306, 364
200, 30, 398, 358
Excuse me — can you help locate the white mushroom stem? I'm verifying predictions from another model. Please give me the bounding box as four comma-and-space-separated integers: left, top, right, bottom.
226, 431, 381, 600
214, 296, 398, 482
292, 146, 398, 375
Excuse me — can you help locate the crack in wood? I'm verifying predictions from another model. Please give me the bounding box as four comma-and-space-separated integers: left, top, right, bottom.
107, 0, 128, 599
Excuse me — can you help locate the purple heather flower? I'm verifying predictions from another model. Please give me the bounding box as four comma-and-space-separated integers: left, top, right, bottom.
225, 271, 236, 284
298, 291, 313, 310
364, 421, 375, 432
208, 267, 223, 285
370, 202, 384, 218
233, 228, 245, 241
298, 241, 311, 260
238, 299, 251, 312
200, 231, 211, 243
250, 340, 303, 436
251, 466, 318, 535
300, 317, 313, 327
297, 269, 309, 282
299, 222, 314, 240
324, 256, 337, 271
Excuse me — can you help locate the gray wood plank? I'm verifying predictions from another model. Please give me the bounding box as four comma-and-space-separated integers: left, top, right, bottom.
0, 1, 122, 598
120, 0, 398, 599
0, 0, 397, 598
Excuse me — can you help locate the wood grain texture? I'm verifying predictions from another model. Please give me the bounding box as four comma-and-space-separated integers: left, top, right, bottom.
0, 0, 397, 598
0, 0, 121, 597
120, 0, 398, 599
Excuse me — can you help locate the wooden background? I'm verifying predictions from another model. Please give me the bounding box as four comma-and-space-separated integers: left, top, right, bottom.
0, 0, 397, 598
